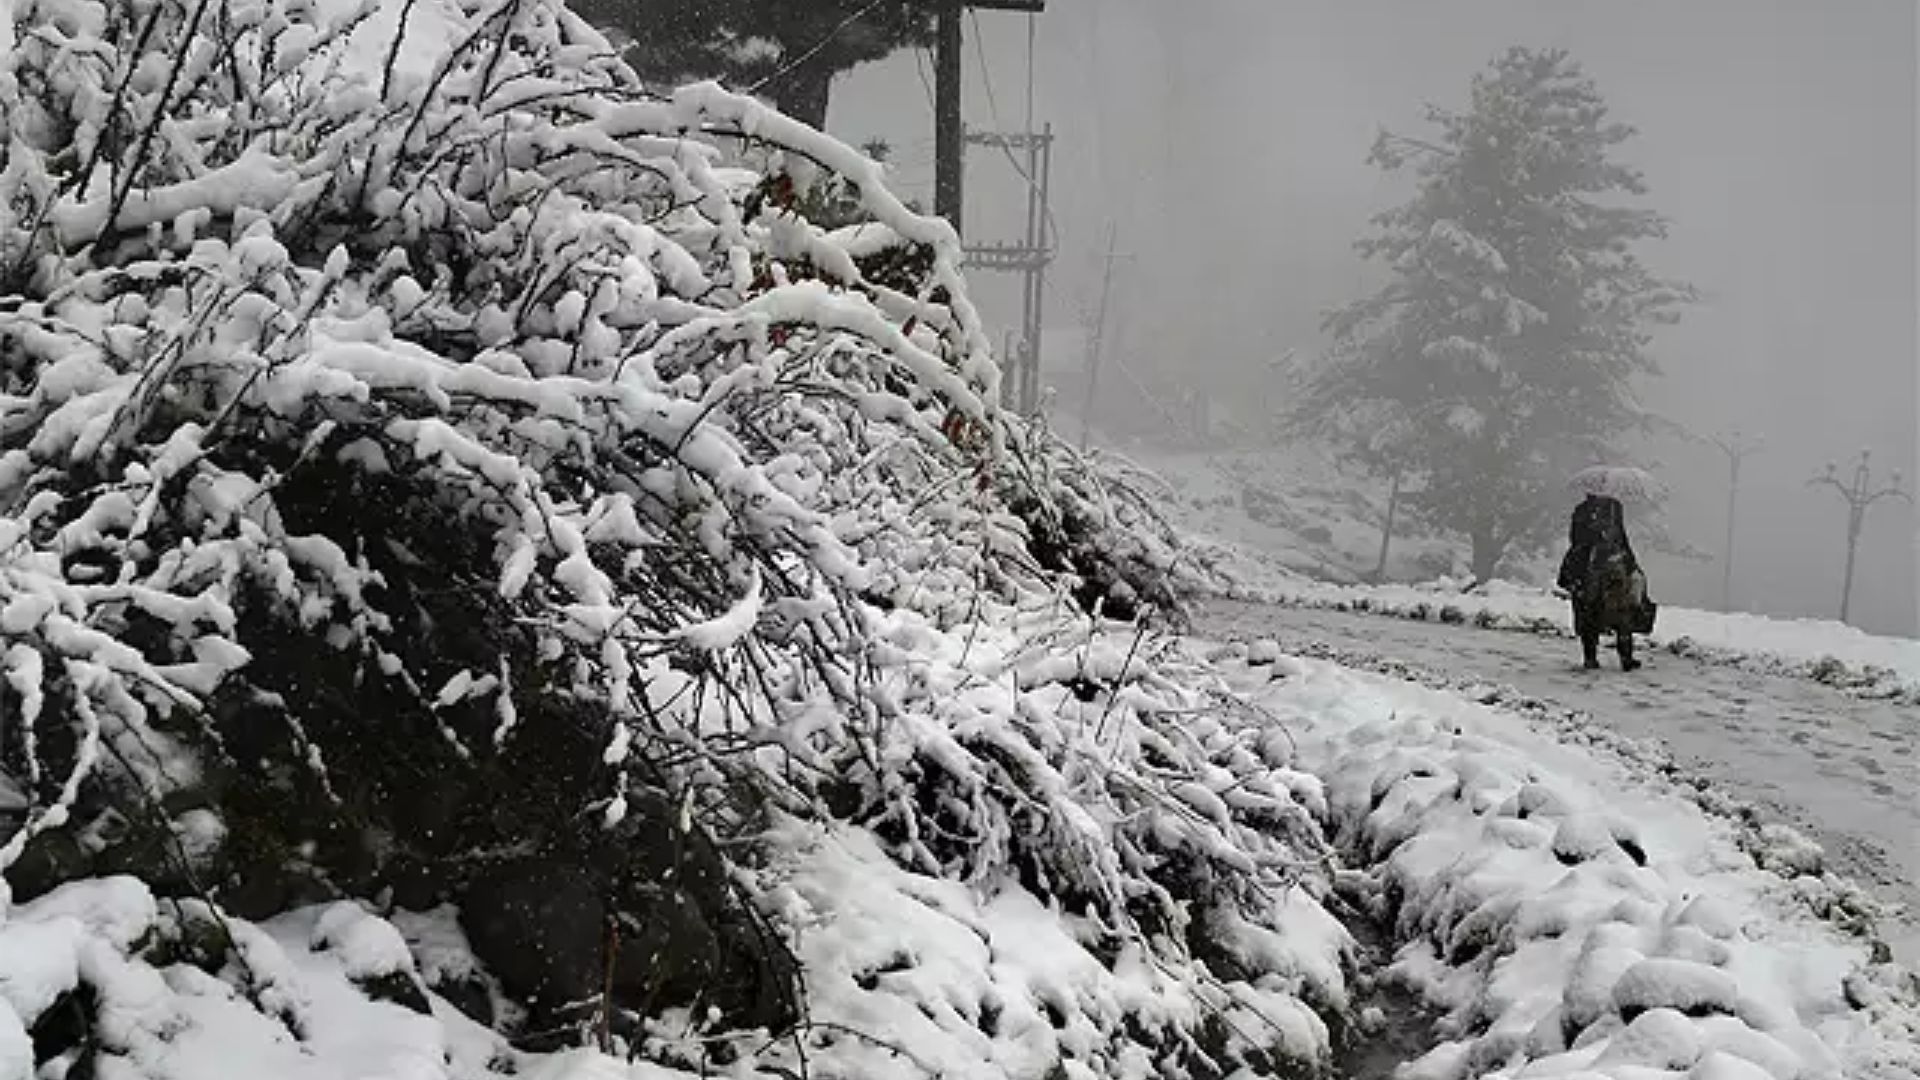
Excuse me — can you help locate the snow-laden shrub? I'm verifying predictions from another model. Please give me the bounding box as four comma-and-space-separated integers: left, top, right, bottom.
0, 0, 999, 893
0, 0, 1340, 1074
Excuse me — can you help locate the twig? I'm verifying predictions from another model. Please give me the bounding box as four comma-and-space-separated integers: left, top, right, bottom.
1094, 621, 1149, 745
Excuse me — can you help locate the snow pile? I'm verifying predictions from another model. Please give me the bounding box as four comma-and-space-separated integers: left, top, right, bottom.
1212, 647, 1920, 1080
708, 607, 1355, 1080
1205, 615, 1894, 948
0, 0, 1336, 1075
0, 878, 510, 1080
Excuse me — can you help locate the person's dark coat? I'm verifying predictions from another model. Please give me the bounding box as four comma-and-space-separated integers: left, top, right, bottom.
1558, 494, 1649, 667
1559, 495, 1637, 591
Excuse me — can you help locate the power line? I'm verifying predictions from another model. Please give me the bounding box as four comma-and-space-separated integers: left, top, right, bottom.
912, 44, 937, 113
746, 0, 893, 97
966, 7, 1060, 251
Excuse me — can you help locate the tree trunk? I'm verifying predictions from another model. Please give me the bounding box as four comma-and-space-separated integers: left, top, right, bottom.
1372, 473, 1402, 583
1469, 530, 1502, 587
767, 61, 834, 130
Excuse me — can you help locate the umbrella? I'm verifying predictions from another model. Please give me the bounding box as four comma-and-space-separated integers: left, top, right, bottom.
1567, 465, 1662, 504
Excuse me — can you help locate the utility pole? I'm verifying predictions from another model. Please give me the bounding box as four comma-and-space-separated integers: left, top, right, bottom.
1808, 448, 1910, 624
931, 0, 1045, 239
933, 2, 964, 231
1079, 222, 1131, 451
1708, 429, 1764, 611
962, 128, 1053, 413
954, 4, 1052, 416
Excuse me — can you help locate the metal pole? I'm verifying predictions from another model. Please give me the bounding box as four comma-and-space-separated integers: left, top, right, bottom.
1711, 430, 1762, 612
1841, 503, 1861, 624
934, 1, 964, 234
1024, 125, 1052, 415
1810, 449, 1909, 625
1080, 221, 1119, 451
1840, 457, 1869, 624
1721, 453, 1740, 609
1023, 12, 1036, 134
1843, 507, 1858, 618
1019, 132, 1041, 414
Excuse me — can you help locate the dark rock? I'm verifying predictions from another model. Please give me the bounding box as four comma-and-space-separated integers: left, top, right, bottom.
428, 970, 497, 1028
356, 970, 434, 1016
30, 984, 99, 1077
460, 858, 606, 1012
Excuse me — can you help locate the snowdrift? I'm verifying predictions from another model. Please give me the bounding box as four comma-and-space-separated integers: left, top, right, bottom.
1212, 645, 1920, 1080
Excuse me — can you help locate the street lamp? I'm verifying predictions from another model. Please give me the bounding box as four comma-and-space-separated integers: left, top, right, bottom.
1708, 429, 1764, 611
1808, 448, 1911, 624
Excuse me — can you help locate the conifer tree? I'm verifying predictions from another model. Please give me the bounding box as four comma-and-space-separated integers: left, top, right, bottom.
1317, 47, 1694, 581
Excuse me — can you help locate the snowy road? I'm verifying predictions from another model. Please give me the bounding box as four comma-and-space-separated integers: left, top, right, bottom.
1200, 599, 1920, 966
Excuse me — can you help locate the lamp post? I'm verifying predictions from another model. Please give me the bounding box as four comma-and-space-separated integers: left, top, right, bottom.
1808, 448, 1910, 624
1708, 430, 1764, 611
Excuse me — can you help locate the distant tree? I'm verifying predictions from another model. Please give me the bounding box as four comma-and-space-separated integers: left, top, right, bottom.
1281, 346, 1422, 581
571, 0, 936, 129
1313, 47, 1694, 583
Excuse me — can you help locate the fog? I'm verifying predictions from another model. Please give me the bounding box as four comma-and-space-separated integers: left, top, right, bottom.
830, 0, 1919, 637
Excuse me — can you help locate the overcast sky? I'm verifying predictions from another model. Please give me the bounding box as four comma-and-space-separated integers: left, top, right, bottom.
830, 0, 1918, 636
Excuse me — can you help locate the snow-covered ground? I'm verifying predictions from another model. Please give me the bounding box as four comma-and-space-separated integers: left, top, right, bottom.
4, 0, 1915, 1074
1204, 599, 1920, 970
1211, 570, 1920, 702
1204, 630, 1920, 1080
1098, 443, 1471, 584
1110, 439, 1920, 703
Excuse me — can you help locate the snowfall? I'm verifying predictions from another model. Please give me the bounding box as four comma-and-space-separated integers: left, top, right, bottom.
4, 0, 1920, 1077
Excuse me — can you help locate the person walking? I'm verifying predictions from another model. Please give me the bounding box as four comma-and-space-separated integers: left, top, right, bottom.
1557, 492, 1649, 671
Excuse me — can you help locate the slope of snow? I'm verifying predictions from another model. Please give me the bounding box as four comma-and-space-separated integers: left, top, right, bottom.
1096, 444, 1469, 584
752, 817, 1349, 1080
1202, 599, 1920, 967
1205, 641, 1920, 1080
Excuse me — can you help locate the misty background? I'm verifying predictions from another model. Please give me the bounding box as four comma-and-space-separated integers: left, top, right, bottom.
826, 0, 1919, 637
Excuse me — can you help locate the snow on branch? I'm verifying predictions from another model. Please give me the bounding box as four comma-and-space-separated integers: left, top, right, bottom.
0, 3, 1304, 1075
0, 0, 1019, 906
